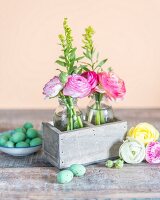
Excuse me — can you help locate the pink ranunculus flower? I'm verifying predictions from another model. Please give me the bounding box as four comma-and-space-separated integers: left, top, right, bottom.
146, 142, 160, 164
43, 76, 63, 99
97, 71, 126, 101
81, 71, 98, 90
63, 74, 91, 98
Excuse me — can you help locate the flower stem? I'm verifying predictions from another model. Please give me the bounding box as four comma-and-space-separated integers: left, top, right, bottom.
100, 110, 105, 124
93, 93, 105, 125
69, 116, 73, 130
88, 103, 96, 123
95, 101, 101, 125
67, 96, 83, 130
77, 116, 83, 128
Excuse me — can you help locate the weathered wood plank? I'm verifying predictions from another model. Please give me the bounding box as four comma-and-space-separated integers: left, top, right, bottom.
43, 121, 127, 168
0, 163, 160, 199
0, 150, 52, 168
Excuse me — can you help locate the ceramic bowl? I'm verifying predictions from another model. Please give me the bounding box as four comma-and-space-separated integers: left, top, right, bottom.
0, 131, 42, 156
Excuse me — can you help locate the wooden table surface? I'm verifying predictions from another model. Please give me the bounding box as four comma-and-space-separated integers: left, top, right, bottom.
0, 109, 160, 199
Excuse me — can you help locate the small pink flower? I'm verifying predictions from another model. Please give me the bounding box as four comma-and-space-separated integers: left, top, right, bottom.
43, 76, 63, 98
81, 71, 98, 90
63, 74, 91, 98
97, 72, 126, 101
146, 142, 160, 164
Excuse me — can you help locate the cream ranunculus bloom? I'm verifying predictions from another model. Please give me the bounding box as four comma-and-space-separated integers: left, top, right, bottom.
119, 137, 145, 164
127, 122, 159, 145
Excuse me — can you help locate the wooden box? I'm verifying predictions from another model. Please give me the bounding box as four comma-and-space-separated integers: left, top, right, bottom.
42, 120, 127, 169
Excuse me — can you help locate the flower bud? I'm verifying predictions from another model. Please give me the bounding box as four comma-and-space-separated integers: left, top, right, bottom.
105, 160, 114, 168
114, 159, 124, 169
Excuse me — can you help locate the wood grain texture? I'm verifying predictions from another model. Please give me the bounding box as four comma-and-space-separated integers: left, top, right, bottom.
0, 109, 160, 199
0, 150, 52, 168
43, 121, 127, 169
0, 163, 160, 199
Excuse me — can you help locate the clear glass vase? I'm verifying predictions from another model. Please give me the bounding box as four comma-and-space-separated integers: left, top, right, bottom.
53, 97, 84, 131
86, 93, 114, 125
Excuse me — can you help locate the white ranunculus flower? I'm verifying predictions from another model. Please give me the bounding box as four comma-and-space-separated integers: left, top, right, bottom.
119, 137, 145, 164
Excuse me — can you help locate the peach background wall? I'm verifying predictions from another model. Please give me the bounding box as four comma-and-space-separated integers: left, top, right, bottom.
0, 0, 160, 109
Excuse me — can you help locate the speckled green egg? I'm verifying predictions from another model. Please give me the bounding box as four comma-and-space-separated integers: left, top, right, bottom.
2, 132, 12, 139
30, 137, 42, 146
25, 138, 30, 144
0, 136, 8, 146
23, 122, 33, 130
15, 127, 26, 133
69, 164, 86, 177
5, 141, 14, 147
10, 132, 26, 143
16, 141, 29, 148
57, 170, 73, 184
26, 128, 38, 139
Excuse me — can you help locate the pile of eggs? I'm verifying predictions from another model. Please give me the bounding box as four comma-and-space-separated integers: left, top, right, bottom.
57, 164, 86, 184
0, 122, 42, 148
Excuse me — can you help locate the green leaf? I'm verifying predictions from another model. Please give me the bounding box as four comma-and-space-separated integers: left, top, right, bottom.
96, 52, 99, 61
91, 48, 95, 56
78, 69, 82, 74
59, 56, 65, 60
107, 67, 113, 72
69, 47, 77, 54
75, 65, 89, 74
64, 48, 70, 55
55, 60, 66, 67
59, 71, 68, 83
97, 59, 108, 68
83, 52, 91, 59
79, 65, 89, 71
67, 65, 75, 75
69, 52, 75, 61
76, 56, 84, 61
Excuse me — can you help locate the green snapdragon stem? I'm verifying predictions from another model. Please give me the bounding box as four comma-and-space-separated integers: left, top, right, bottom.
98, 93, 105, 124
94, 93, 105, 125
77, 116, 83, 128
69, 115, 73, 130
67, 107, 70, 131
100, 109, 105, 124
67, 96, 83, 130
95, 102, 101, 125
59, 92, 83, 131
95, 93, 101, 125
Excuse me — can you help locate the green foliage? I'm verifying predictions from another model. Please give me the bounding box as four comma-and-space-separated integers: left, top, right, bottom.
97, 59, 108, 68
82, 26, 108, 71
55, 19, 109, 76
75, 65, 89, 74
56, 18, 83, 75
107, 67, 113, 72
82, 26, 95, 66
59, 71, 68, 83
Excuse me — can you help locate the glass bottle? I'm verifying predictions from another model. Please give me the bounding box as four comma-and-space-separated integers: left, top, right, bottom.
86, 94, 114, 125
53, 97, 83, 131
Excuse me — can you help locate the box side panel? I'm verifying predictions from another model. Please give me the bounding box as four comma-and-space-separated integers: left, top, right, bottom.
59, 121, 127, 168
42, 123, 60, 168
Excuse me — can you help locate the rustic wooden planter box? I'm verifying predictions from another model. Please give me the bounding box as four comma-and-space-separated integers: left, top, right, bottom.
42, 120, 127, 169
